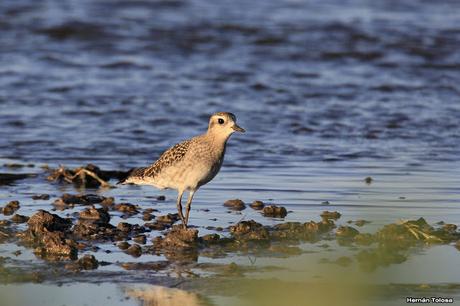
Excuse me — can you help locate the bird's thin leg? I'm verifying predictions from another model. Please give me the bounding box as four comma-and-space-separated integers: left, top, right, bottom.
176, 190, 186, 227
184, 190, 195, 226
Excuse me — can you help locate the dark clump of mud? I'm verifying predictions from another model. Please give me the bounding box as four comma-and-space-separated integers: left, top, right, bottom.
73, 206, 119, 241
224, 199, 246, 211
19, 210, 77, 260
262, 205, 287, 218
155, 225, 199, 250
151, 225, 199, 261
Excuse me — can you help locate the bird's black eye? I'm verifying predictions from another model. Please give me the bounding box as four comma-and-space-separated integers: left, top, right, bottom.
218, 118, 225, 124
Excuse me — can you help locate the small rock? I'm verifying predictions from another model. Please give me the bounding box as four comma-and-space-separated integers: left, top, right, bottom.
114, 203, 139, 214
156, 213, 179, 225
100, 197, 115, 208
144, 222, 168, 231
77, 254, 99, 270
117, 241, 130, 250
156, 195, 166, 201
364, 177, 373, 184
224, 199, 246, 211
262, 205, 287, 218
321, 201, 330, 206
79, 207, 110, 223
65, 254, 99, 271
142, 212, 153, 221
32, 194, 50, 200
2, 201, 20, 216
250, 200, 265, 210
320, 211, 341, 220
133, 234, 147, 244
125, 244, 142, 257
117, 222, 133, 232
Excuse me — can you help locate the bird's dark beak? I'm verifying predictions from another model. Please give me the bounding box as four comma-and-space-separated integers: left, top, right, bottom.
232, 124, 245, 133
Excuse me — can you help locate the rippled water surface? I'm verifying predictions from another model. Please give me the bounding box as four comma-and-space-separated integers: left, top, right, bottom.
1, 0, 460, 305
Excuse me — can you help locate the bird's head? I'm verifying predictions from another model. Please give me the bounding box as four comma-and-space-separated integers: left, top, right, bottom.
207, 112, 245, 139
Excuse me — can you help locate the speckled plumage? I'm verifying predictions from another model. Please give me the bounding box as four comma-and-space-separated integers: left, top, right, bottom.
120, 112, 245, 227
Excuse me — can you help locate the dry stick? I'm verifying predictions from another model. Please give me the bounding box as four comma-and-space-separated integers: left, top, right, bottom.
0, 230, 9, 237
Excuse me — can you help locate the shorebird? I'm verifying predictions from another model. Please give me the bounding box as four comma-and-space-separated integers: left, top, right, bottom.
119, 112, 245, 227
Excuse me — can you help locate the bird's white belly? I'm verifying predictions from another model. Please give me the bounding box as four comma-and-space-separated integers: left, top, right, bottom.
153, 159, 221, 191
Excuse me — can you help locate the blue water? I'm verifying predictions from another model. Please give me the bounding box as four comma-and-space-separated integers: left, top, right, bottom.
1, 0, 460, 305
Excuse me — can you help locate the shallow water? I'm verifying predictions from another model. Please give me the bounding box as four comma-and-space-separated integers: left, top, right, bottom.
1, 0, 460, 305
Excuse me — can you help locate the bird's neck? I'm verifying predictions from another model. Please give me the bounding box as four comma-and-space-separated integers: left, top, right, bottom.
206, 130, 230, 154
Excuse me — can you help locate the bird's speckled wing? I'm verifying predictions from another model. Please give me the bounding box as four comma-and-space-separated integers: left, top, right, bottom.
123, 139, 192, 182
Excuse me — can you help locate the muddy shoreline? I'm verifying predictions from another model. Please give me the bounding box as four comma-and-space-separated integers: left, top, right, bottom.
1, 164, 459, 294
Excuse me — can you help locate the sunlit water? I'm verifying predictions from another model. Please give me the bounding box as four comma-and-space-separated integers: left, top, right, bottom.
1, 0, 460, 305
